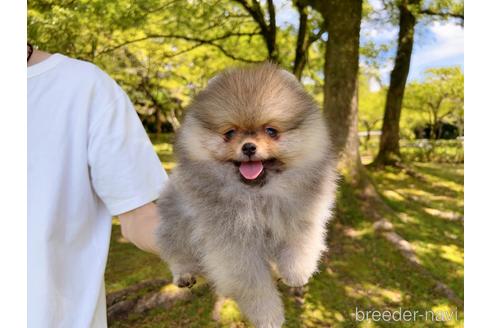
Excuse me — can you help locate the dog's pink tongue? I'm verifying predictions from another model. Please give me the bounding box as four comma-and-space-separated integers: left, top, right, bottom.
239, 161, 264, 180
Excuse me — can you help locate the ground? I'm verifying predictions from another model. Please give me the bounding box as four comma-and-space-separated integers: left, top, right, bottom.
105, 134, 463, 327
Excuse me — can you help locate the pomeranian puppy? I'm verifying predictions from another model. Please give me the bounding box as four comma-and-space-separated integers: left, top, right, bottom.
157, 63, 337, 328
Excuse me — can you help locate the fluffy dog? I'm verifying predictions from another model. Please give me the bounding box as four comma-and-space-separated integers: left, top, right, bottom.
157, 63, 337, 328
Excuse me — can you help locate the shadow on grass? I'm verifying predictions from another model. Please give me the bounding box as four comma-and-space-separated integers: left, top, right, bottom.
298, 182, 463, 328
368, 163, 464, 301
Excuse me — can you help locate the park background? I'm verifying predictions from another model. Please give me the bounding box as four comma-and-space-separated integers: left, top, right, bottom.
28, 0, 464, 327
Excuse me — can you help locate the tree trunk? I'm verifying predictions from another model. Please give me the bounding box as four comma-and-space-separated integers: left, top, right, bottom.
265, 0, 278, 62
293, 2, 324, 80
293, 1, 308, 79
165, 108, 181, 132
233, 0, 278, 62
312, 0, 364, 186
373, 0, 420, 166
154, 107, 162, 135
431, 109, 439, 139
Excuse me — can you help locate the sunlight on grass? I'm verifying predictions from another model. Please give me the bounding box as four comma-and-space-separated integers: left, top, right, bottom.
342, 226, 373, 239
440, 245, 464, 266
162, 162, 176, 171
414, 242, 464, 268
153, 142, 173, 154
360, 140, 464, 165
397, 212, 418, 224
161, 283, 181, 295
430, 304, 462, 327
367, 284, 403, 303
345, 283, 403, 304
219, 298, 244, 325
423, 207, 463, 221
370, 162, 464, 304
382, 189, 405, 201
303, 301, 345, 326
359, 320, 377, 328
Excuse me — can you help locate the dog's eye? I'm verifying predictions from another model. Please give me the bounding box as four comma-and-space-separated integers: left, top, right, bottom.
265, 127, 278, 138
224, 129, 236, 141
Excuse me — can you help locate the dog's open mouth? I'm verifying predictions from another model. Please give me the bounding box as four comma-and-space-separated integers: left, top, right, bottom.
232, 159, 283, 186
239, 161, 264, 180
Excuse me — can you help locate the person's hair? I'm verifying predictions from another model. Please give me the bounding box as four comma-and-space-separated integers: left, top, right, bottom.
27, 43, 33, 62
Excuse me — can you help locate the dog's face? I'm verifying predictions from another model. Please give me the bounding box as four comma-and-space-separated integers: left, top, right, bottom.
209, 119, 290, 186
176, 64, 328, 186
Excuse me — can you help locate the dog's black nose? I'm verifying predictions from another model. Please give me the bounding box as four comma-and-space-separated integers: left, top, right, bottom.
242, 143, 257, 156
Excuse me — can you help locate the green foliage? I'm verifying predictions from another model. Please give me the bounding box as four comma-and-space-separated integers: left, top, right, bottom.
402, 67, 464, 138
358, 72, 386, 150
361, 138, 463, 164
28, 0, 329, 131
28, 1, 266, 131
359, 73, 386, 130
28, 0, 463, 149
149, 134, 175, 171
400, 139, 464, 163
420, 0, 464, 25
374, 0, 464, 23
28, 0, 161, 59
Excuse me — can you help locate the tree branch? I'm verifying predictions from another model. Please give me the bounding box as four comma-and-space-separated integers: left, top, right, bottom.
293, 1, 308, 79
233, 0, 269, 35
292, 2, 324, 79
308, 27, 325, 45
267, 0, 276, 35
95, 31, 261, 60
232, 0, 278, 60
420, 9, 464, 21
205, 41, 264, 63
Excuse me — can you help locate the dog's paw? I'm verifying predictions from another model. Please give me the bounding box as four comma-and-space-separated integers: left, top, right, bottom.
241, 289, 285, 328
280, 269, 312, 288
174, 273, 197, 288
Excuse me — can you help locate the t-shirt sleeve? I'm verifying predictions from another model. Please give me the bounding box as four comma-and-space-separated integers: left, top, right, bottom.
88, 83, 168, 216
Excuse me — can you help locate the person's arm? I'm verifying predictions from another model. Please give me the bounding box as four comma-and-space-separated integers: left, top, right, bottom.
85, 66, 167, 255
118, 202, 161, 255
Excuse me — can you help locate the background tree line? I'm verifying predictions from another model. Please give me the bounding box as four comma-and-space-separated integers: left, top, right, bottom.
28, 0, 464, 184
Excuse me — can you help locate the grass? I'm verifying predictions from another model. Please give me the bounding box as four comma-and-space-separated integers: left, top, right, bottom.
150, 133, 176, 171
360, 138, 464, 165
105, 133, 463, 327
369, 163, 464, 301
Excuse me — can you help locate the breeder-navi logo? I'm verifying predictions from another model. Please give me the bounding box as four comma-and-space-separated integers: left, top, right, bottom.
354, 307, 459, 322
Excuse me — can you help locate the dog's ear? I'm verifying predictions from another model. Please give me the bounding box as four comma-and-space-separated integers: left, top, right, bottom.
257, 61, 298, 82
278, 69, 298, 83
206, 74, 220, 88
205, 65, 238, 88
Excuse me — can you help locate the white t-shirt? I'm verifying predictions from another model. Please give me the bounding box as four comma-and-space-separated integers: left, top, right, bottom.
27, 54, 168, 328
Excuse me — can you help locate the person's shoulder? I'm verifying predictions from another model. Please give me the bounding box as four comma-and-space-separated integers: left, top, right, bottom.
57, 55, 115, 86
56, 54, 128, 107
